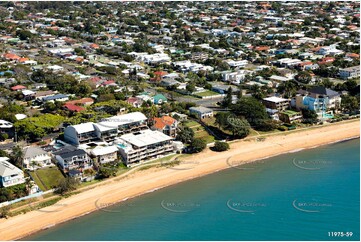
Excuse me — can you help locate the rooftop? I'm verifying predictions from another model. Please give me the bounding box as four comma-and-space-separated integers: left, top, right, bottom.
119, 129, 172, 148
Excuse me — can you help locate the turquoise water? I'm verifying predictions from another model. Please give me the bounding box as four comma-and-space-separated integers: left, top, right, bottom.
25, 139, 360, 241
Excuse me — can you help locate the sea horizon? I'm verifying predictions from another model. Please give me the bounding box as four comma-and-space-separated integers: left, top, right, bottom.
23, 138, 360, 241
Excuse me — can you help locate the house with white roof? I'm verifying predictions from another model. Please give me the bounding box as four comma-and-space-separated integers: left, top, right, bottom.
262, 96, 290, 111
0, 157, 25, 187
23, 146, 52, 170
90, 146, 118, 164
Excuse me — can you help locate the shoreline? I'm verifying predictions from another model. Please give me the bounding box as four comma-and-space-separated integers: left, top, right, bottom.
0, 120, 359, 241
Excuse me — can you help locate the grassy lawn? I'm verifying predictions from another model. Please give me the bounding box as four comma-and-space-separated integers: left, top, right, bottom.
194, 90, 220, 97
183, 120, 200, 128
29, 166, 65, 191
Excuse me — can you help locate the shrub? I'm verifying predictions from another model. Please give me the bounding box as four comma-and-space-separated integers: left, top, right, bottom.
190, 139, 207, 153
278, 126, 288, 131
213, 141, 230, 152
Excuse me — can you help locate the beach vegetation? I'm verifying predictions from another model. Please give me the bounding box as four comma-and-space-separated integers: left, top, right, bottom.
176, 126, 195, 144
0, 184, 28, 203
55, 177, 80, 195
212, 141, 230, 152
190, 138, 207, 153
0, 205, 10, 218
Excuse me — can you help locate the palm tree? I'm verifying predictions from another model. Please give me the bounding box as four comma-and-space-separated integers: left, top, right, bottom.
10, 145, 23, 168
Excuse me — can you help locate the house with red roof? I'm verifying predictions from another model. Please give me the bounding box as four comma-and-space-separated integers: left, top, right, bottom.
101, 80, 117, 86
89, 43, 100, 49
318, 57, 335, 65
254, 46, 270, 52
2, 53, 21, 62
346, 53, 359, 59
65, 98, 94, 106
152, 116, 178, 138
63, 104, 85, 112
126, 97, 144, 108
11, 85, 27, 91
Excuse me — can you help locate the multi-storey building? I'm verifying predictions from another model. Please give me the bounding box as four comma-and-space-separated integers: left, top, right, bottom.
63, 112, 148, 145
262, 97, 290, 111
117, 130, 174, 165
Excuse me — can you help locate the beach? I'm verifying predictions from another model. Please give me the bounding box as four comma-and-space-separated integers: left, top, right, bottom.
0, 120, 359, 241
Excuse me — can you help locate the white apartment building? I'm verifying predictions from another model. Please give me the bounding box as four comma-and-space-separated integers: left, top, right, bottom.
64, 112, 148, 145
117, 129, 174, 165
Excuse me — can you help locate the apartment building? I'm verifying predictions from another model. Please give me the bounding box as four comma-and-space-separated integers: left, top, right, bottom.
262, 96, 290, 111
64, 112, 148, 145
117, 129, 174, 165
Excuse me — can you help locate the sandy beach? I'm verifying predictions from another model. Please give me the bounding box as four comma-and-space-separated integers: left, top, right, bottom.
0, 120, 359, 240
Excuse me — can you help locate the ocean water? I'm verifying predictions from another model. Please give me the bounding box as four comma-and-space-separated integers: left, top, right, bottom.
25, 139, 360, 241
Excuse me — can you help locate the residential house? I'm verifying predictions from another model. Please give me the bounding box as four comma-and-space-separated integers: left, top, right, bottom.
278, 110, 303, 123
189, 106, 214, 119
55, 147, 92, 173
0, 157, 25, 188
153, 94, 168, 105
126, 97, 144, 108
0, 119, 14, 138
41, 94, 69, 103
339, 66, 360, 80
23, 146, 52, 169
90, 146, 118, 164
152, 116, 178, 138
292, 86, 341, 115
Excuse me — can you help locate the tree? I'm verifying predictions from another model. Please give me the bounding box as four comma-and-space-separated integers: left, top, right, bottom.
55, 177, 80, 195
10, 146, 23, 168
176, 126, 195, 144
221, 87, 233, 108
213, 141, 230, 152
232, 97, 272, 131
341, 95, 359, 114
97, 165, 117, 179
16, 29, 33, 41
225, 116, 251, 138
295, 71, 312, 84
215, 112, 230, 129
301, 109, 318, 124
186, 82, 196, 93
190, 138, 207, 153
